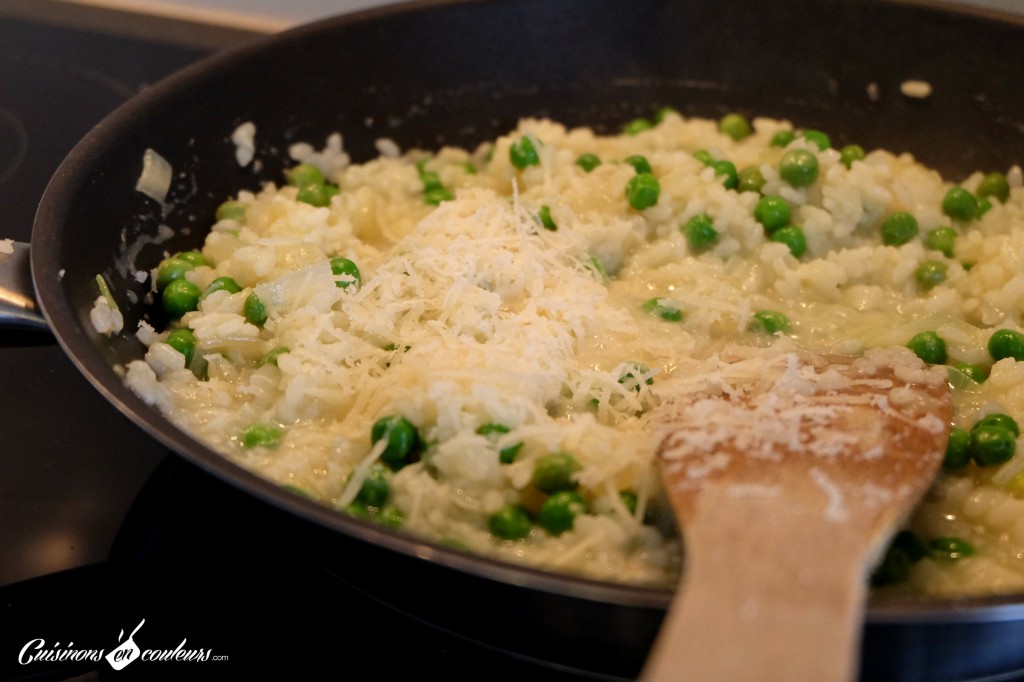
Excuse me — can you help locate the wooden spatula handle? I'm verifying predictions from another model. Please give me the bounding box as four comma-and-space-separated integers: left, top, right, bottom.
645, 351, 950, 681
641, 484, 875, 682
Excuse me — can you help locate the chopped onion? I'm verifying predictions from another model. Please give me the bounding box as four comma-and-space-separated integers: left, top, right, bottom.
232, 121, 256, 167
375, 137, 401, 159
135, 148, 172, 204
900, 80, 933, 99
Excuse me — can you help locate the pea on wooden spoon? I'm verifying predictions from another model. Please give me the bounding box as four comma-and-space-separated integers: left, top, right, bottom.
641, 348, 951, 682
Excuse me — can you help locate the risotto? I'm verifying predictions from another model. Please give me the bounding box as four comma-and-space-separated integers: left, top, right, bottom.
123, 109, 1024, 596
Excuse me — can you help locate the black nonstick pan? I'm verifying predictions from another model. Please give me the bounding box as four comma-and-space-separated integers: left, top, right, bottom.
11, 0, 1024, 679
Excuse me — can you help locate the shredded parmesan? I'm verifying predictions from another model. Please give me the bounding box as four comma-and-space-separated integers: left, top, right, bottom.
810, 467, 849, 523
231, 121, 256, 167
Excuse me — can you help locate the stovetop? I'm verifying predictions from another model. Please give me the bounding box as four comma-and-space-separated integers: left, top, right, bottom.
9, 4, 1024, 682
0, 8, 594, 680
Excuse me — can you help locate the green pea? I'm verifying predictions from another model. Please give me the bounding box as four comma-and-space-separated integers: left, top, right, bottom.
906, 331, 947, 364
976, 196, 993, 217
682, 213, 718, 251
770, 130, 796, 148
537, 491, 587, 535
418, 169, 444, 192
915, 260, 948, 291
377, 506, 404, 529
840, 144, 865, 169
476, 422, 510, 437
489, 505, 533, 540
643, 297, 684, 322
779, 149, 819, 188
215, 200, 246, 222
424, 186, 454, 206
190, 355, 209, 382
156, 258, 194, 291
942, 187, 978, 222
330, 257, 362, 290
460, 162, 477, 175
928, 536, 975, 561
654, 106, 678, 123
749, 310, 791, 335
943, 426, 971, 469
476, 423, 523, 464
345, 502, 372, 520
176, 251, 210, 267
619, 490, 638, 516
737, 166, 766, 193
871, 530, 927, 586
240, 424, 283, 448
498, 442, 524, 464
296, 183, 338, 207
532, 452, 582, 494
354, 465, 390, 508
202, 276, 242, 299
166, 328, 196, 366
754, 195, 791, 233
286, 163, 325, 188
625, 172, 661, 210
711, 160, 738, 190
880, 212, 919, 246
243, 291, 267, 326
162, 279, 202, 319
801, 129, 831, 150
893, 529, 929, 563
538, 205, 557, 231
509, 136, 540, 169
969, 424, 1017, 466
976, 171, 1010, 203
770, 225, 807, 257
576, 153, 601, 172
371, 415, 420, 470
692, 149, 714, 166
623, 118, 653, 136
624, 155, 652, 175
871, 545, 911, 586
988, 329, 1024, 362
257, 346, 289, 368
953, 362, 988, 383
619, 362, 654, 391
974, 413, 1020, 438
924, 227, 957, 258
718, 113, 751, 141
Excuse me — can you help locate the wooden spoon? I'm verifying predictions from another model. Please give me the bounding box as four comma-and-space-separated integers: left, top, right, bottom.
640, 349, 951, 682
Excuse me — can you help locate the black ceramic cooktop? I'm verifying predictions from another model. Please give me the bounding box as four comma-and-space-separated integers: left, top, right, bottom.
0, 7, 596, 680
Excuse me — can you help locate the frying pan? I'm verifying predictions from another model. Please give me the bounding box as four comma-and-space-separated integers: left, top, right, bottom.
8, 0, 1024, 678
